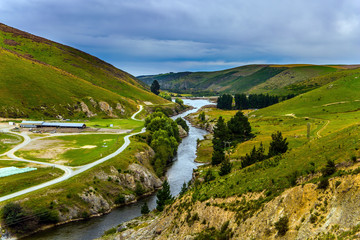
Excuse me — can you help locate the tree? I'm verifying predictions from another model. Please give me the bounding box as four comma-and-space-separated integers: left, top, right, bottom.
234, 93, 248, 110
198, 111, 206, 122
213, 116, 229, 143
151, 80, 160, 95
141, 202, 150, 215
211, 116, 229, 166
179, 182, 188, 195
176, 117, 189, 133
268, 131, 288, 157
219, 157, 232, 176
322, 160, 336, 177
211, 145, 225, 165
217, 94, 233, 110
227, 111, 252, 142
156, 180, 172, 211
175, 98, 184, 106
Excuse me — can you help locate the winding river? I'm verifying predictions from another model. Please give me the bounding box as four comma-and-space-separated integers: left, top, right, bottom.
25, 99, 212, 240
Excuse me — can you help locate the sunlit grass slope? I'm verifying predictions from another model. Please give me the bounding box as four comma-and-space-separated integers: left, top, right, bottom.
0, 23, 167, 118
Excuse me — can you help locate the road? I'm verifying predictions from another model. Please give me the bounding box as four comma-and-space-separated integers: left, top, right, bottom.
0, 106, 144, 203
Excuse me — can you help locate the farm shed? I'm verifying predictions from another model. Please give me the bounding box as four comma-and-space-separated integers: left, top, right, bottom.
20, 121, 44, 128
41, 122, 86, 128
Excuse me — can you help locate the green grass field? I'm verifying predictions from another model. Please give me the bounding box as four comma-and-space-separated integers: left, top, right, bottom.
0, 132, 23, 154
16, 134, 126, 166
0, 160, 63, 197
86, 119, 144, 130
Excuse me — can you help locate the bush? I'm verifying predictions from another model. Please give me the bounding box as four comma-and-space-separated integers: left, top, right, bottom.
318, 177, 329, 189
322, 160, 336, 177
176, 117, 189, 133
135, 182, 145, 196
275, 216, 289, 236
115, 194, 126, 204
175, 98, 184, 106
141, 202, 150, 215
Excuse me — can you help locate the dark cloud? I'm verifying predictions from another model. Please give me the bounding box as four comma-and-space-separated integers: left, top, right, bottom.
1, 0, 359, 75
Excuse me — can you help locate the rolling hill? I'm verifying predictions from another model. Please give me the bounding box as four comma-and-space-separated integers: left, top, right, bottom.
0, 23, 167, 119
139, 64, 360, 96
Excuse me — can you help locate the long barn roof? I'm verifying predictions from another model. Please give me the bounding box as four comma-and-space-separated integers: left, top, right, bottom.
41, 122, 85, 127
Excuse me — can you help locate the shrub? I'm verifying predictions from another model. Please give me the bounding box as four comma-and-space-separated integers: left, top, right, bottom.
141, 202, 150, 215
275, 216, 289, 236
322, 160, 336, 177
318, 178, 329, 189
135, 182, 145, 196
115, 194, 126, 204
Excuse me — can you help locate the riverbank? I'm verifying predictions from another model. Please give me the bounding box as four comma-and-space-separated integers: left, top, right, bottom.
11, 99, 212, 240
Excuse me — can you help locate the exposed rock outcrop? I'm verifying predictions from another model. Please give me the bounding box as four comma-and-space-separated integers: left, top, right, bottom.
105, 173, 360, 240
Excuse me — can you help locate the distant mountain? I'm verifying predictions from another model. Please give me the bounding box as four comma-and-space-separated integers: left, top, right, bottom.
0, 23, 167, 119
138, 64, 359, 95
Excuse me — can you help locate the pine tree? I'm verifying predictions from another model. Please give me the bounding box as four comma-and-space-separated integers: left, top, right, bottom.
219, 157, 232, 176
156, 180, 172, 211
141, 202, 150, 215
227, 111, 252, 142
268, 131, 288, 157
150, 80, 160, 95
179, 182, 188, 195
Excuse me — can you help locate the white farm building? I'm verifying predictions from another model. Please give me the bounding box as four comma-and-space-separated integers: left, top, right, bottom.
20, 121, 86, 129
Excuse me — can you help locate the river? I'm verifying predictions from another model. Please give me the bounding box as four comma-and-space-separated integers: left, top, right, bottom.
24, 99, 212, 240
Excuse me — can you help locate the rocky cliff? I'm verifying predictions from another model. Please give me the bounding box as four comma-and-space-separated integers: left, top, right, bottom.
99, 171, 360, 239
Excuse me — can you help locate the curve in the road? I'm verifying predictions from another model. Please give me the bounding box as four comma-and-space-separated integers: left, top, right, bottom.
0, 106, 144, 203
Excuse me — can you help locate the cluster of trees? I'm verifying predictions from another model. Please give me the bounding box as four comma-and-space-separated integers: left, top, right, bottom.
1, 202, 59, 234
217, 93, 295, 110
211, 111, 253, 175
241, 131, 289, 168
145, 110, 181, 176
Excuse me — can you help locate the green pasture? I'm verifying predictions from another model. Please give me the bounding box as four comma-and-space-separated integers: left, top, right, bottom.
0, 132, 23, 154
16, 134, 126, 166
86, 119, 144, 130
0, 160, 63, 197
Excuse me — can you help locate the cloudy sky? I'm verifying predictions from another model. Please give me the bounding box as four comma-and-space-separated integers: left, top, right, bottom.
1, 0, 360, 75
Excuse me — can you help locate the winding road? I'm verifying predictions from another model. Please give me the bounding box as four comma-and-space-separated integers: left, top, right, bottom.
0, 105, 144, 203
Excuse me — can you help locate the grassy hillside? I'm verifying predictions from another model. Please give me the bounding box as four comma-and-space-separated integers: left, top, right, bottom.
0, 23, 167, 118
110, 69, 360, 239
138, 64, 356, 96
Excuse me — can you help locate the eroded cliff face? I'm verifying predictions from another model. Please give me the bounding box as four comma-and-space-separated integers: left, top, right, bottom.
102, 173, 360, 240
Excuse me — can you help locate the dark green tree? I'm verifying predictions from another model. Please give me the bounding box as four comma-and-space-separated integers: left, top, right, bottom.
211, 145, 225, 165
217, 94, 233, 110
141, 202, 150, 215
150, 80, 160, 95
213, 116, 230, 143
204, 169, 215, 182
219, 157, 232, 176
227, 111, 252, 142
268, 131, 288, 157
211, 116, 229, 165
322, 160, 336, 177
198, 111, 206, 122
156, 180, 172, 211
179, 182, 188, 195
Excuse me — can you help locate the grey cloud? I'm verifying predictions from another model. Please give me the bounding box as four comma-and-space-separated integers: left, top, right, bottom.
1, 0, 360, 75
